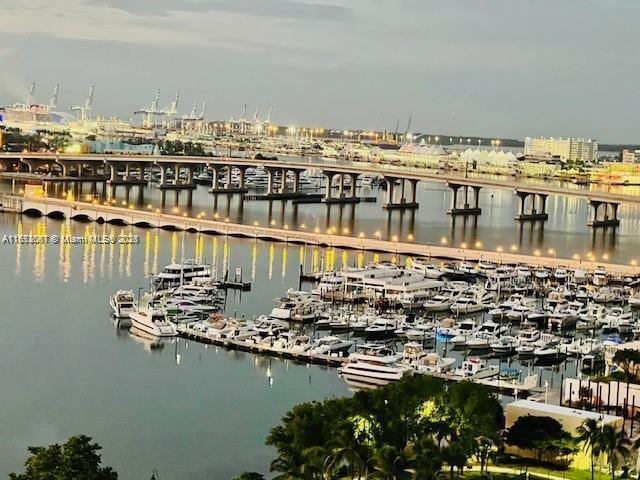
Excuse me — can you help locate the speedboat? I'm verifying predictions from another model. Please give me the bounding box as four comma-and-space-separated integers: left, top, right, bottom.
534, 267, 550, 281
592, 266, 609, 287
424, 293, 457, 312
110, 290, 136, 318
129, 298, 177, 337
308, 336, 353, 356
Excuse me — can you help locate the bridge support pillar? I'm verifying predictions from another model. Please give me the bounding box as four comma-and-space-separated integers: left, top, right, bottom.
514, 191, 549, 221
588, 200, 620, 228
324, 172, 335, 200
292, 170, 300, 194
383, 176, 419, 209
447, 183, 481, 216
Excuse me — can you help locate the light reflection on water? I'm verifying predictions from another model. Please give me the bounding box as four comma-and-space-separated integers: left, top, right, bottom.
0, 214, 353, 480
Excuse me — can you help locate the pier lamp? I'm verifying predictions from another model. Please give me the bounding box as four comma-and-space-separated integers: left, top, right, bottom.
270, 219, 276, 226
147, 204, 153, 210
496, 246, 503, 253
121, 200, 127, 206
253, 221, 259, 226
474, 240, 483, 249
358, 232, 365, 239
407, 233, 415, 242
172, 207, 179, 214
572, 254, 581, 261
631, 259, 638, 267
391, 235, 399, 242
183, 212, 187, 217
225, 217, 230, 223
461, 242, 467, 249
128, 204, 134, 210
510, 245, 518, 252
440, 237, 448, 245
213, 213, 219, 219
314, 227, 320, 234
547, 248, 556, 259
342, 227, 350, 235
533, 249, 541, 257
155, 209, 160, 214
284, 224, 289, 230
299, 223, 306, 230
602, 253, 610, 261
374, 230, 382, 240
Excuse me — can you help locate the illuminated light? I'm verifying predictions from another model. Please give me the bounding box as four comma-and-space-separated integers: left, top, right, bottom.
496, 246, 503, 253
631, 259, 638, 266
407, 234, 415, 241
253, 221, 259, 226
314, 227, 320, 234
573, 254, 581, 260
440, 237, 448, 245
155, 209, 160, 214
182, 212, 187, 217
461, 242, 467, 249
147, 204, 153, 209
358, 232, 365, 238
299, 223, 306, 229
128, 205, 134, 210
374, 230, 382, 238
534, 249, 541, 256
270, 220, 276, 226
284, 224, 289, 230
342, 227, 350, 235
510, 245, 518, 252
474, 241, 483, 249
213, 213, 219, 219
121, 200, 127, 206
391, 235, 399, 242
547, 248, 556, 256
225, 217, 230, 223
603, 253, 610, 261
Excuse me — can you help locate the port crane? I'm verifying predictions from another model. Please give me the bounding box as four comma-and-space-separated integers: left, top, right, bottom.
161, 90, 180, 128
70, 85, 95, 121
49, 83, 60, 109
134, 89, 163, 128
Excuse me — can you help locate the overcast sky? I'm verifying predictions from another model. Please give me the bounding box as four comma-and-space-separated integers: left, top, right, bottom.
1, 0, 638, 142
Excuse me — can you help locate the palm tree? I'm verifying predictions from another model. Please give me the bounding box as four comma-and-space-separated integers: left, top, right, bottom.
576, 419, 602, 480
599, 424, 630, 480
370, 445, 414, 480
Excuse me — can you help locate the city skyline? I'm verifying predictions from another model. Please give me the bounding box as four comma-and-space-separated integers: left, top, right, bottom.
1, 0, 639, 143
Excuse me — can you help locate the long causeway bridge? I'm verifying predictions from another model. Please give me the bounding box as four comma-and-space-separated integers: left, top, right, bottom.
0, 152, 636, 229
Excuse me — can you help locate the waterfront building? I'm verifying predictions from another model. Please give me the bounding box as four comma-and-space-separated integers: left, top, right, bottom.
524, 136, 598, 163
505, 399, 623, 468
620, 149, 639, 163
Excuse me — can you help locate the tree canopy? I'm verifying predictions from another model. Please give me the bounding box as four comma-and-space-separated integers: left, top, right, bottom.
9, 435, 118, 480
506, 415, 576, 464
266, 375, 504, 480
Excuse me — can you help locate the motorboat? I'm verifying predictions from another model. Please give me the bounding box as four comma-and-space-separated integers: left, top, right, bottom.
453, 357, 498, 379
424, 293, 457, 312
516, 264, 532, 279
554, 265, 569, 282
450, 297, 488, 315
601, 308, 634, 335
110, 290, 136, 318
339, 344, 412, 388
592, 266, 609, 287
364, 317, 399, 340
534, 267, 550, 281
490, 335, 519, 355
401, 342, 455, 374
308, 336, 353, 356
129, 298, 177, 337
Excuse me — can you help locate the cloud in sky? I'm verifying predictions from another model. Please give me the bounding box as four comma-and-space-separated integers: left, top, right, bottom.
1, 0, 639, 142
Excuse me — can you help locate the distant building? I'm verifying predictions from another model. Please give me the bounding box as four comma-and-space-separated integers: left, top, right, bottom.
524, 136, 598, 163
620, 149, 639, 163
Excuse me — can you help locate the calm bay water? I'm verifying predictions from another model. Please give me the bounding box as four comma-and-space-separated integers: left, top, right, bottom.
0, 213, 354, 480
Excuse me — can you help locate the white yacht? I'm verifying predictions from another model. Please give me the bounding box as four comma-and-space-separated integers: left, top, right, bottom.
424, 292, 457, 312
152, 260, 212, 290
592, 266, 609, 287
308, 336, 353, 356
129, 298, 177, 337
110, 290, 136, 318
339, 345, 413, 388
490, 335, 519, 355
